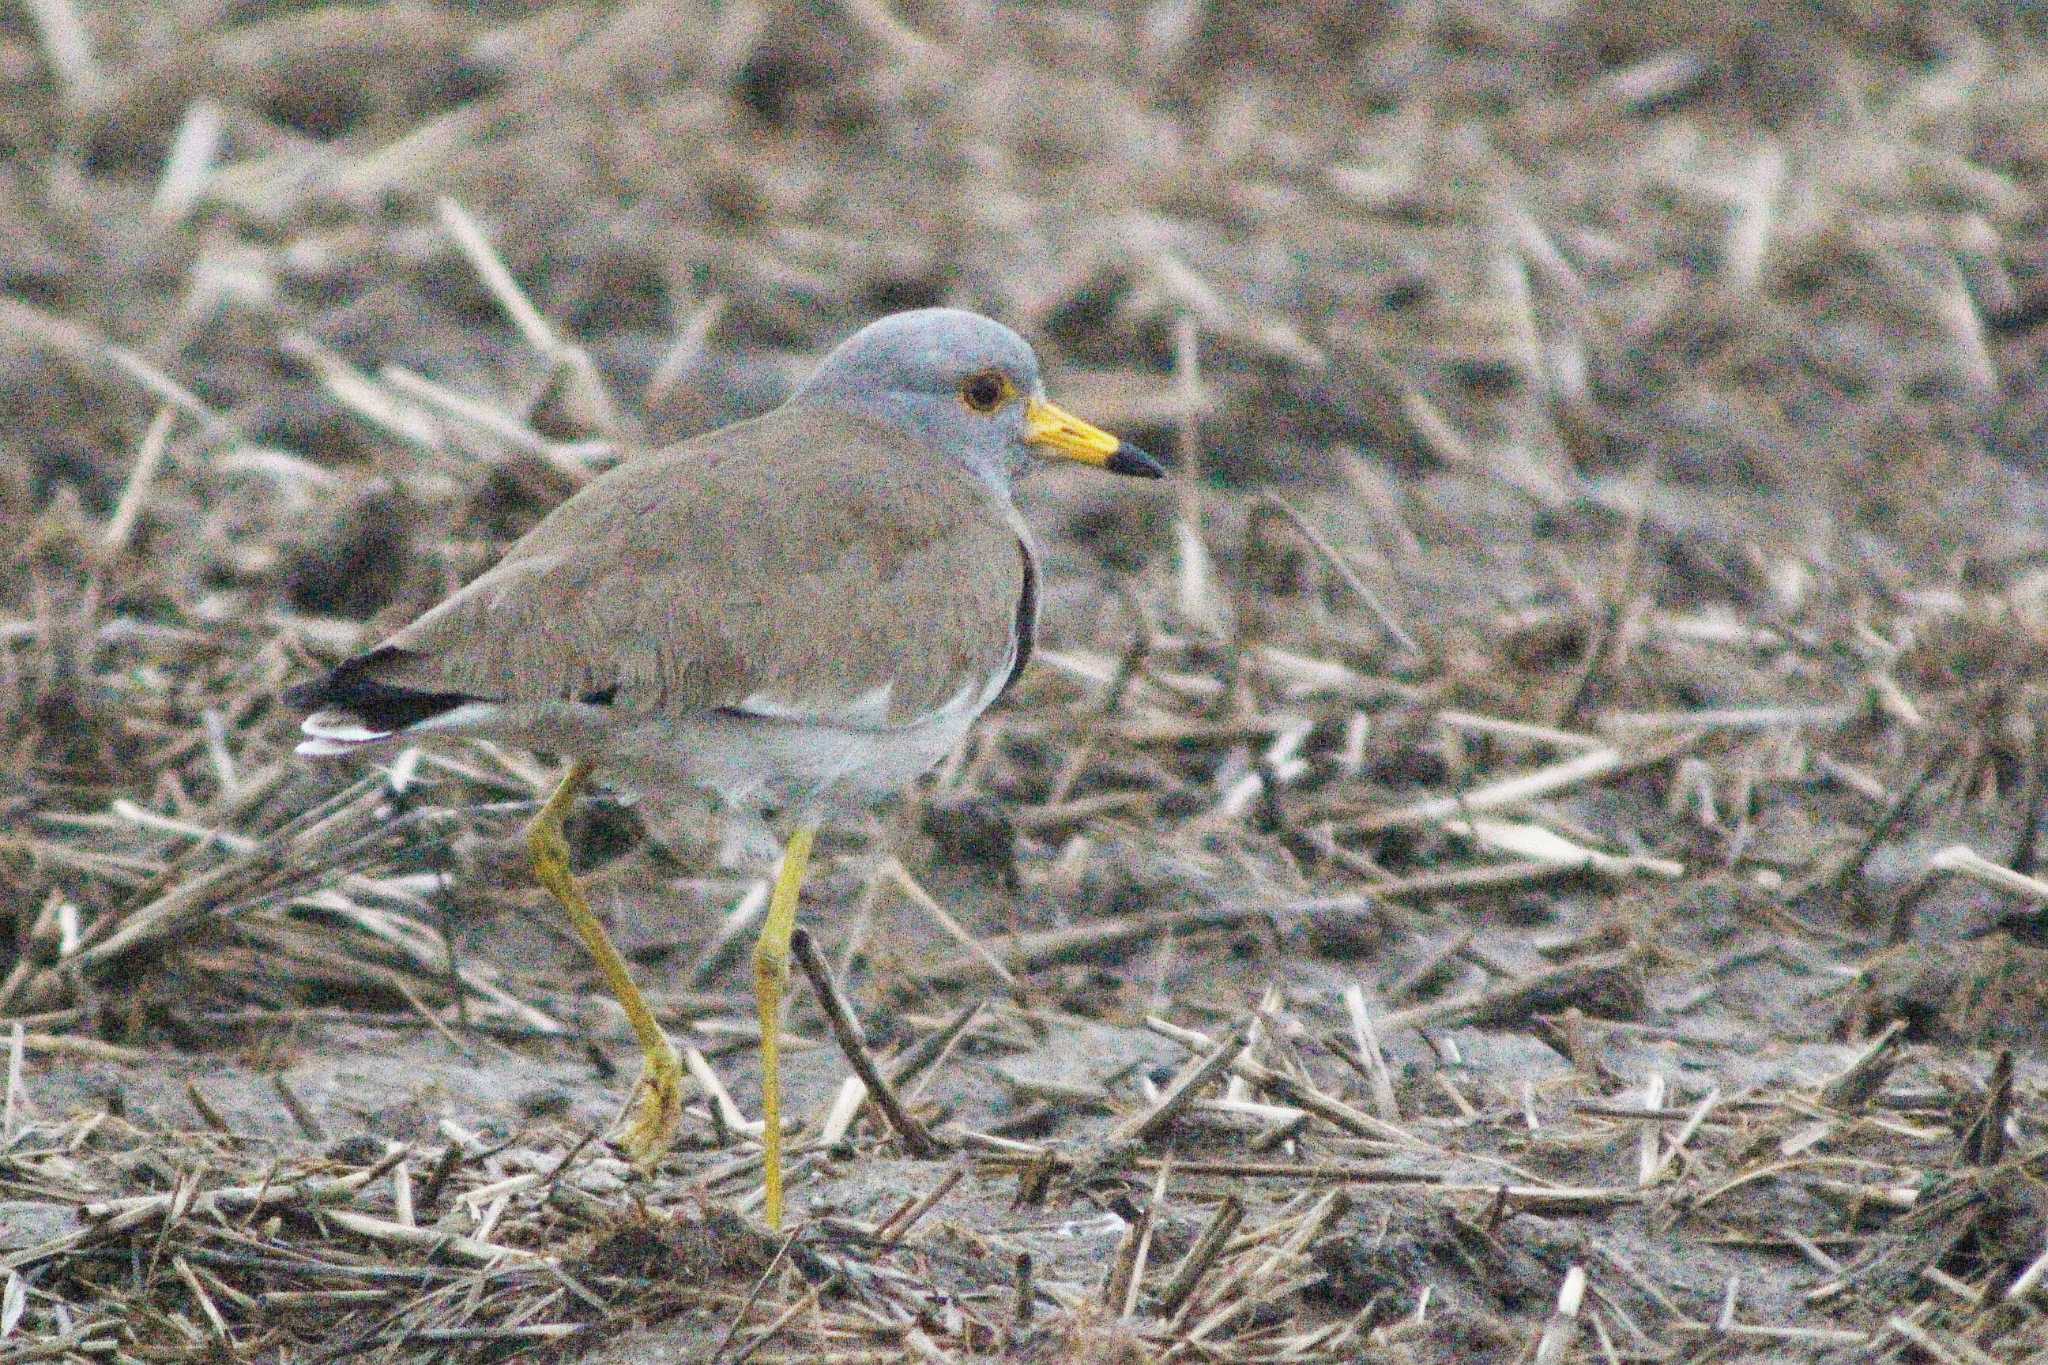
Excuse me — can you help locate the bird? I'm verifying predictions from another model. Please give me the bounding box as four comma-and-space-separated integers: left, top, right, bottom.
285, 308, 1164, 1228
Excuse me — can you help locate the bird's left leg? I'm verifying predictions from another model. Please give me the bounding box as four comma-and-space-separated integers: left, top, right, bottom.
527, 760, 682, 1167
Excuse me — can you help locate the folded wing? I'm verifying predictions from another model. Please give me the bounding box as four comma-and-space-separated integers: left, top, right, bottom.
289, 405, 1028, 747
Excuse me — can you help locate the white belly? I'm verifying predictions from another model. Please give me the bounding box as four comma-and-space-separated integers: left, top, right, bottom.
599, 674, 997, 819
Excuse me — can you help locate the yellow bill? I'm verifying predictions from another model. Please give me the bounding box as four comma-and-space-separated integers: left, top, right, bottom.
1024, 398, 1164, 478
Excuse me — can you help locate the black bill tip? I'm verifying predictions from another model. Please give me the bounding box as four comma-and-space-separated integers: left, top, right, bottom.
1106, 443, 1166, 478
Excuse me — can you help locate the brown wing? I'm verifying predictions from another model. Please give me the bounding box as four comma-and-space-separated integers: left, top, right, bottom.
356, 405, 1026, 727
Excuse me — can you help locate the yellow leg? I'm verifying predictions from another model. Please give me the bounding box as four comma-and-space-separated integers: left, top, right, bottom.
527, 760, 681, 1168
755, 825, 816, 1230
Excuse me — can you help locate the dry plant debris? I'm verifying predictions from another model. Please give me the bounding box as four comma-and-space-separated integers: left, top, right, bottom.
6, 1, 2048, 1361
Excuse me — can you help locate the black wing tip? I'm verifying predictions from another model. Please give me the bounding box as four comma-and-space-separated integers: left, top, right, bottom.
280, 676, 330, 711
285, 645, 397, 711
286, 647, 476, 732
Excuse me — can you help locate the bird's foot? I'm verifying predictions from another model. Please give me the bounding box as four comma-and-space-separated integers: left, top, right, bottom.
611, 1045, 684, 1171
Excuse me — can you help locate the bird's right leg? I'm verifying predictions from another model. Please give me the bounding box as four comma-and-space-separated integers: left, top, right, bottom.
754, 825, 816, 1231
526, 760, 682, 1167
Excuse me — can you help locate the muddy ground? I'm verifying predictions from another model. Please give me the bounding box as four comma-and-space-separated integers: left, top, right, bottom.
5, 1, 2048, 1361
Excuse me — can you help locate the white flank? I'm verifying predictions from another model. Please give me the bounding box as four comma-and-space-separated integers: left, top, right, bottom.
735, 681, 899, 729
406, 701, 505, 734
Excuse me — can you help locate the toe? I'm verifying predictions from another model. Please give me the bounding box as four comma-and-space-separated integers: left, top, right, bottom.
613, 1062, 684, 1168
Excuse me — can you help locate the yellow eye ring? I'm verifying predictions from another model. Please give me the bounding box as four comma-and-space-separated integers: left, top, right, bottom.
960, 369, 1011, 414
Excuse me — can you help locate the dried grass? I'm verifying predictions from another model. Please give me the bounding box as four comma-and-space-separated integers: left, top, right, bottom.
7, 1, 2048, 1361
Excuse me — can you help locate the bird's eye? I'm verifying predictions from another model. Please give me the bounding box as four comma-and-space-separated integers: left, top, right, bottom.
960, 370, 1009, 414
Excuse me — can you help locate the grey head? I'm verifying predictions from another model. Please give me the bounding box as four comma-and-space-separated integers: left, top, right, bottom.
788, 308, 1163, 495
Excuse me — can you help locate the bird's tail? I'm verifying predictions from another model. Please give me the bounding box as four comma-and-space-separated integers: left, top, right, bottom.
285, 647, 475, 757
294, 708, 397, 756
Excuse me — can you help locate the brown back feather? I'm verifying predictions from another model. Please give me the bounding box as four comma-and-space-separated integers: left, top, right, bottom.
361, 405, 1027, 726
